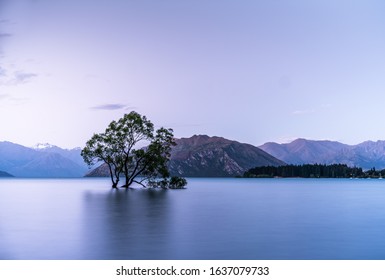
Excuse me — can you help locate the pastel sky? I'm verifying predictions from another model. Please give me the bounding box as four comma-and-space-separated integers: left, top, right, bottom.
1, 0, 385, 148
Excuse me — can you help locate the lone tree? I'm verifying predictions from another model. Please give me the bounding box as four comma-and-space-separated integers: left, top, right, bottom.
81, 111, 187, 189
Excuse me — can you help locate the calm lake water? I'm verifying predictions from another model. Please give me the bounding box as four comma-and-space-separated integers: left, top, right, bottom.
1, 177, 385, 260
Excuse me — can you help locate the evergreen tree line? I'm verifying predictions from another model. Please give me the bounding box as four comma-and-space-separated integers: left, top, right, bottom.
243, 164, 372, 178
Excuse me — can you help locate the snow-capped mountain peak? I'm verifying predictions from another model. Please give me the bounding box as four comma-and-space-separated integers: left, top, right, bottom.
32, 143, 56, 150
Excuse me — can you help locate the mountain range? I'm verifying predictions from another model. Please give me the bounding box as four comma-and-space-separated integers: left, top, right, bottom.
87, 135, 285, 177
3, 136, 385, 178
168, 135, 284, 176
0, 170, 13, 177
259, 138, 385, 170
0, 141, 88, 177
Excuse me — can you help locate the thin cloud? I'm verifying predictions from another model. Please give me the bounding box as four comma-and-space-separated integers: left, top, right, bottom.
292, 104, 332, 116
0, 70, 38, 86
14, 71, 37, 83
90, 103, 135, 111
0, 95, 27, 106
0, 32, 11, 38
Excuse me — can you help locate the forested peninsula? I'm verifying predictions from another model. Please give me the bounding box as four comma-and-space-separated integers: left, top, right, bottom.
243, 164, 385, 178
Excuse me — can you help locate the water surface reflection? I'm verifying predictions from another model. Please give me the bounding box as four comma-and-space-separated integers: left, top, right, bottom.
2, 178, 385, 259
81, 188, 173, 259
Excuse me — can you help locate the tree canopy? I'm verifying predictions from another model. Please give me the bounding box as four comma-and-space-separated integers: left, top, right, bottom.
81, 111, 187, 189
244, 164, 364, 178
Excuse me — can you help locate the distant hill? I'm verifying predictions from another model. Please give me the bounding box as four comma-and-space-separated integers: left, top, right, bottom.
0, 170, 13, 177
32, 143, 86, 168
87, 135, 285, 177
8, 136, 385, 178
333, 141, 385, 170
85, 163, 109, 177
9, 153, 86, 178
169, 135, 285, 177
259, 139, 385, 170
259, 138, 349, 165
0, 141, 87, 177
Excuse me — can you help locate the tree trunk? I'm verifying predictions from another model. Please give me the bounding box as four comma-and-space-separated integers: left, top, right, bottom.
106, 163, 117, 188
124, 174, 129, 188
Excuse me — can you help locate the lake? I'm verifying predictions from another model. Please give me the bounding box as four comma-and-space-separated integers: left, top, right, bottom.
1, 177, 385, 260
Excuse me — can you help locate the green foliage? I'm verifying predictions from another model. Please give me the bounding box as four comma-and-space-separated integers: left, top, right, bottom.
81, 111, 187, 189
168, 176, 188, 189
147, 176, 187, 189
81, 131, 125, 188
